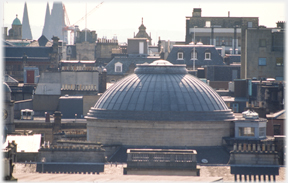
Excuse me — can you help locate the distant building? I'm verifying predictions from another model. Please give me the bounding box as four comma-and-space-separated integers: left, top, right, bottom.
105, 37, 160, 82
240, 22, 284, 80
4, 36, 61, 82
42, 2, 67, 42
95, 37, 118, 62
134, 18, 152, 45
185, 8, 259, 54
105, 56, 158, 83
127, 38, 149, 55
166, 43, 224, 70
4, 15, 22, 40
22, 2, 32, 40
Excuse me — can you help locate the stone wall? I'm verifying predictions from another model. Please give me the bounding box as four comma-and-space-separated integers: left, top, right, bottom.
96, 40, 118, 59
87, 119, 232, 146
38, 145, 106, 163
241, 28, 284, 79
229, 143, 278, 165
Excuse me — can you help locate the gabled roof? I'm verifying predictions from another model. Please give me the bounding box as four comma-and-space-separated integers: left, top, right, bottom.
105, 56, 158, 75
166, 44, 224, 66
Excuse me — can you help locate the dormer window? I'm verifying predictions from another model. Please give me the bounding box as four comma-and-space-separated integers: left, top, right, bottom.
115, 62, 122, 72
204, 52, 211, 60
191, 51, 197, 60
177, 52, 184, 60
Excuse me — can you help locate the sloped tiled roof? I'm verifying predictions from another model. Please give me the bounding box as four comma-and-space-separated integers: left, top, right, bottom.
105, 56, 158, 75
166, 45, 224, 67
4, 46, 52, 60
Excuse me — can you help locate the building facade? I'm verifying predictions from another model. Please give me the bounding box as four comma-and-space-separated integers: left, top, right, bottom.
240, 23, 284, 80
185, 8, 259, 54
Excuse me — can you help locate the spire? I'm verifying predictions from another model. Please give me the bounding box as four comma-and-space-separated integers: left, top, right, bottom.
42, 2, 51, 40
22, 2, 33, 40
142, 17, 143, 24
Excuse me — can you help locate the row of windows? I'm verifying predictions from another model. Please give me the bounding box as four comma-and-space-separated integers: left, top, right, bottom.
258, 57, 283, 66
194, 36, 241, 46
177, 52, 211, 60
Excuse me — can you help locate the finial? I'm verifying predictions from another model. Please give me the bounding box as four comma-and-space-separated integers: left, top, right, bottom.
142, 17, 143, 24
16, 14, 18, 18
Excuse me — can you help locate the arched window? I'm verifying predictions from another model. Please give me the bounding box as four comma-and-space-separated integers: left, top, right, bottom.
115, 62, 123, 72
67, 47, 72, 55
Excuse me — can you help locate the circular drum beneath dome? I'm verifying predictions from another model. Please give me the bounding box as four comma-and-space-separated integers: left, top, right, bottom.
86, 60, 235, 147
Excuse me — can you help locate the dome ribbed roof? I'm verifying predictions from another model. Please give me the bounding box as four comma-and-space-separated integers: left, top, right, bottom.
86, 60, 235, 121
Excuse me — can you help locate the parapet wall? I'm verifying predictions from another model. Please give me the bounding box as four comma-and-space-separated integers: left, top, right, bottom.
39, 145, 106, 163
229, 143, 279, 165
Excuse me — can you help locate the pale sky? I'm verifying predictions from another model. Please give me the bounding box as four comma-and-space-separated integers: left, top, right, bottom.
1, 0, 287, 44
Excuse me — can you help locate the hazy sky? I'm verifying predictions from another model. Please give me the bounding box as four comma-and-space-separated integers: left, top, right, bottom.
2, 0, 287, 44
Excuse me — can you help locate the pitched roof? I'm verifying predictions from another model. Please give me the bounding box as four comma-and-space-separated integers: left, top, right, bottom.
105, 56, 158, 75
166, 44, 224, 66
266, 110, 285, 119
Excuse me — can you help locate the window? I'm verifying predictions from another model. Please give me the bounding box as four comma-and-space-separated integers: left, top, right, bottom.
139, 42, 144, 54
114, 62, 122, 72
191, 51, 197, 60
273, 124, 281, 135
205, 21, 211, 27
232, 103, 239, 112
205, 52, 211, 60
258, 58, 266, 66
41, 133, 45, 145
259, 127, 266, 137
177, 52, 184, 60
116, 66, 121, 72
67, 47, 72, 54
216, 36, 233, 46
276, 57, 283, 66
259, 39, 266, 47
248, 22, 253, 28
239, 127, 255, 137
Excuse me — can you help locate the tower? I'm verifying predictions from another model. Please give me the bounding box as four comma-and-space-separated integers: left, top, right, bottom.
22, 2, 32, 40
42, 2, 67, 42
8, 15, 22, 40
134, 18, 152, 45
42, 2, 51, 40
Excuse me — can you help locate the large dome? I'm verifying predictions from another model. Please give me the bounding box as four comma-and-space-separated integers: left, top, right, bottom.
86, 60, 235, 121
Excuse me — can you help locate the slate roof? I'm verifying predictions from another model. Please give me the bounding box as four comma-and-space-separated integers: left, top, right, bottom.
225, 54, 241, 63
4, 46, 52, 62
105, 56, 158, 75
87, 60, 235, 121
166, 44, 225, 67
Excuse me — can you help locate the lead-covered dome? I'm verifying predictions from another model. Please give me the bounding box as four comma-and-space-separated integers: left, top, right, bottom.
86, 60, 235, 121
